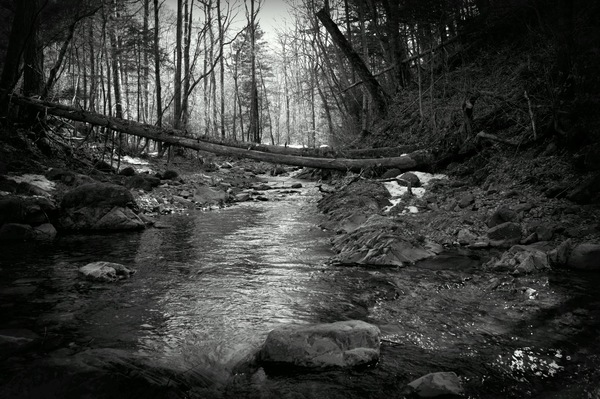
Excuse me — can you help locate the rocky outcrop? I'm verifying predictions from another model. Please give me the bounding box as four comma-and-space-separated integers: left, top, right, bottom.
331, 215, 441, 266
406, 371, 464, 398
0, 195, 58, 241
78, 261, 136, 282
260, 320, 380, 369
59, 183, 144, 231
486, 245, 550, 275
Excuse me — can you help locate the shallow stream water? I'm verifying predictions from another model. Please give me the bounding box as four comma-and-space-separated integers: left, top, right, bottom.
1, 178, 599, 398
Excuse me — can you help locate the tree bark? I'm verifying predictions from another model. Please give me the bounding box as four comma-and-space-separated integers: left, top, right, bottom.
142, 0, 150, 122
153, 0, 163, 127
217, 0, 225, 140
13, 95, 434, 172
248, 0, 260, 143
316, 8, 388, 118
174, 0, 183, 129
109, 2, 123, 119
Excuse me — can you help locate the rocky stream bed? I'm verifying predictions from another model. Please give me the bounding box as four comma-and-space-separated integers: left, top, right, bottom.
1, 152, 600, 398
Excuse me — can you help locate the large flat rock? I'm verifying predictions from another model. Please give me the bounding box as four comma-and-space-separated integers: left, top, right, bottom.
260, 320, 380, 369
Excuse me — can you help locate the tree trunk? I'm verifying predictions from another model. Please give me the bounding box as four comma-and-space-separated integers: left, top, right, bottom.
217, 0, 225, 140
13, 95, 434, 172
109, 3, 123, 119
153, 0, 163, 127
0, 0, 40, 117
142, 0, 150, 122
89, 21, 96, 112
248, 0, 260, 143
316, 8, 388, 118
174, 0, 183, 129
182, 0, 193, 130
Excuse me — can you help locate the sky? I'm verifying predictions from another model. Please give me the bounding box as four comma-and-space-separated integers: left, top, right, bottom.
163, 0, 294, 43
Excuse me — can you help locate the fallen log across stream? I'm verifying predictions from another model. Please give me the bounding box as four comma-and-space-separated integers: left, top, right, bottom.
13, 95, 433, 172
183, 137, 419, 159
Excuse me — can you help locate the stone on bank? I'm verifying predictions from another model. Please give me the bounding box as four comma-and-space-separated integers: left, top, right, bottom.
259, 320, 380, 369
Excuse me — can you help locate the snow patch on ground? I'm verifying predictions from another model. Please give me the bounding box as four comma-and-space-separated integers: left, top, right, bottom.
120, 155, 150, 165
383, 172, 447, 214
6, 174, 56, 192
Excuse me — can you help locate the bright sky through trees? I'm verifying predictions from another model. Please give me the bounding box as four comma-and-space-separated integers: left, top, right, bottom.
164, 0, 292, 43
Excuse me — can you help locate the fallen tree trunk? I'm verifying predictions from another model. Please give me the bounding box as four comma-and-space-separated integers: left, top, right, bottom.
195, 137, 417, 159
12, 95, 433, 172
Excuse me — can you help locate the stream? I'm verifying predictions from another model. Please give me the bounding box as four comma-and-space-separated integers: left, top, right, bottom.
1, 177, 600, 398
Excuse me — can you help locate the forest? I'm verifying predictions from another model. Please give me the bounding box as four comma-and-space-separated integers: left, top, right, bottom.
1, 0, 596, 160
2, 1, 600, 398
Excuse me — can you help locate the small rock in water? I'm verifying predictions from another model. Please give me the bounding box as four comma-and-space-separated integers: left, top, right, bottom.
79, 261, 136, 282
290, 183, 303, 189
399, 172, 421, 187
406, 371, 464, 398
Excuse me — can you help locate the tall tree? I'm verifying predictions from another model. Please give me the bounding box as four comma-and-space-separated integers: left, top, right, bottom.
316, 7, 388, 119
247, 0, 261, 143
108, 0, 123, 119
153, 0, 162, 127
173, 0, 183, 129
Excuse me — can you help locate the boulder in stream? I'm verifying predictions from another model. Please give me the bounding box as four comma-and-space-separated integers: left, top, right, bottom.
79, 261, 136, 282
331, 215, 441, 267
567, 243, 600, 271
405, 371, 464, 398
193, 185, 229, 205
260, 320, 380, 369
59, 183, 144, 231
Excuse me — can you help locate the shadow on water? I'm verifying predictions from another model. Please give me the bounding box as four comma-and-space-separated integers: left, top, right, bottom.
1, 179, 600, 398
